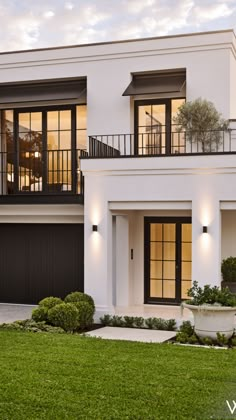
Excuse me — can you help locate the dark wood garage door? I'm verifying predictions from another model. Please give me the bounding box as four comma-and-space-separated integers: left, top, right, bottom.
0, 224, 84, 304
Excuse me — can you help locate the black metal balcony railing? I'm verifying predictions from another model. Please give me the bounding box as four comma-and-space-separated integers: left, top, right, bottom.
88, 129, 236, 158
0, 149, 87, 196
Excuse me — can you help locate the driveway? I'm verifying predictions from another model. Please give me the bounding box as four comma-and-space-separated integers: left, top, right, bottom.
0, 304, 36, 324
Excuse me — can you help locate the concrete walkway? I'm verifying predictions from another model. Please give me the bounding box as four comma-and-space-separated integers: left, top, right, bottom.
86, 326, 176, 343
0, 304, 36, 323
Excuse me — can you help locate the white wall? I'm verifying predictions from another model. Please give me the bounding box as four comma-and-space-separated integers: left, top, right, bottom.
82, 154, 236, 310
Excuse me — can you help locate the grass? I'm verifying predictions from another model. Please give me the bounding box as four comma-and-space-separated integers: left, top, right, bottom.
0, 331, 235, 419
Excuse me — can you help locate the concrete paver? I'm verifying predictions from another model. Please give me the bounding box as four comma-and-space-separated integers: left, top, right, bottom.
86, 326, 176, 343
0, 304, 36, 324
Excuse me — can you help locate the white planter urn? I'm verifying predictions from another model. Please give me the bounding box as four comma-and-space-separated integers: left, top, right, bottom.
183, 303, 236, 339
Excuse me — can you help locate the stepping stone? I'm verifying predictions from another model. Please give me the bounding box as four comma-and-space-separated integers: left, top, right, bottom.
85, 326, 176, 343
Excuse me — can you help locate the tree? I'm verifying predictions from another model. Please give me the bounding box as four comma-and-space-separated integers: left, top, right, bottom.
173, 98, 229, 152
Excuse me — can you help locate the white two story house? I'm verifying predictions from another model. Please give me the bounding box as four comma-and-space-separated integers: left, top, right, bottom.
0, 29, 236, 318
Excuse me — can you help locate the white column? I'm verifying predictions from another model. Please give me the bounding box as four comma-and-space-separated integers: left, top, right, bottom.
115, 215, 130, 307
192, 197, 221, 288
83, 175, 114, 320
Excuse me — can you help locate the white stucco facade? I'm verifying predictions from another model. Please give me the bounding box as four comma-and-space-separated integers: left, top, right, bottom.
0, 29, 236, 313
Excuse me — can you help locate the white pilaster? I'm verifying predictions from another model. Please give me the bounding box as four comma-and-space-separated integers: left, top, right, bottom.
115, 215, 130, 306
192, 197, 221, 288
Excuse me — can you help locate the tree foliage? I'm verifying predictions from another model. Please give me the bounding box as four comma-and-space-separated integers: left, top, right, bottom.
173, 98, 229, 152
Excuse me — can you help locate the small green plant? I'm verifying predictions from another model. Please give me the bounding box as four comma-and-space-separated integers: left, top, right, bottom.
133, 317, 144, 328
65, 291, 95, 310
32, 306, 48, 323
123, 316, 135, 328
111, 316, 124, 327
186, 281, 236, 307
145, 318, 156, 329
73, 301, 94, 330
38, 296, 63, 310
100, 314, 113, 326
188, 334, 199, 345
221, 257, 236, 282
179, 321, 194, 336
200, 337, 213, 346
216, 332, 229, 346
48, 303, 80, 332
231, 336, 236, 347
176, 332, 189, 344
165, 319, 177, 331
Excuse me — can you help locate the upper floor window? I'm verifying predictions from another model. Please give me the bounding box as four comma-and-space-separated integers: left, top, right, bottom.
0, 105, 87, 196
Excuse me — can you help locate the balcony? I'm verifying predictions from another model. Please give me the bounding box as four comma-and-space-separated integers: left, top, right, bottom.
0, 148, 87, 204
87, 129, 236, 158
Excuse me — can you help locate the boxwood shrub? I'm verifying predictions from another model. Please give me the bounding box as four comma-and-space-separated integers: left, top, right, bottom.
48, 303, 80, 332
65, 291, 95, 311
39, 296, 63, 310
32, 306, 48, 323
72, 301, 94, 330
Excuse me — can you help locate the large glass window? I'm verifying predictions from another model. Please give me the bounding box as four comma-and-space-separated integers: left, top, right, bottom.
0, 105, 87, 195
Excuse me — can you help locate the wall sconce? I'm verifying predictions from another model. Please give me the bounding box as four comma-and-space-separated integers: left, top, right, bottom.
92, 225, 98, 232
202, 226, 208, 233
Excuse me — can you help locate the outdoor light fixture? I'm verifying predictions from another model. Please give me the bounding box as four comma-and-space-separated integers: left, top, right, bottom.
92, 225, 98, 232
203, 226, 208, 233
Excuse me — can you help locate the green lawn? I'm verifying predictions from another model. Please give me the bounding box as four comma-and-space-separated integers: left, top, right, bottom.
0, 331, 235, 419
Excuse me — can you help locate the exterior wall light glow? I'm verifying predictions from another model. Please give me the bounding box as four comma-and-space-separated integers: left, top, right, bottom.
92, 225, 98, 232
203, 226, 208, 233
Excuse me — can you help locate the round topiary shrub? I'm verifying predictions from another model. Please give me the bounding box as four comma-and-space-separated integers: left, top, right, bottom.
64, 291, 95, 311
38, 296, 63, 310
72, 301, 94, 330
32, 306, 48, 322
48, 303, 80, 332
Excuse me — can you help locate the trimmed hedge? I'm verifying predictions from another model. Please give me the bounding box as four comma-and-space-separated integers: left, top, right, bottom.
32, 306, 48, 323
48, 303, 80, 332
73, 301, 94, 330
39, 297, 63, 310
65, 291, 95, 311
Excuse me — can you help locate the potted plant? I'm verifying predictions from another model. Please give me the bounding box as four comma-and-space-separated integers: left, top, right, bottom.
173, 98, 229, 152
182, 281, 236, 339
221, 257, 236, 294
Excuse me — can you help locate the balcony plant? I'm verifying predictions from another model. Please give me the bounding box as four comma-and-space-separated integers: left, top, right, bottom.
182, 281, 236, 339
173, 98, 229, 152
221, 257, 236, 294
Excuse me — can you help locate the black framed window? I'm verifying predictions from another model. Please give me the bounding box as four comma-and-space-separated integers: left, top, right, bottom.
0, 104, 87, 196
134, 98, 185, 155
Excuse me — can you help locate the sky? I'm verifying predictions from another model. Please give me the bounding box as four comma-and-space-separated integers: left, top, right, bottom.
0, 0, 235, 52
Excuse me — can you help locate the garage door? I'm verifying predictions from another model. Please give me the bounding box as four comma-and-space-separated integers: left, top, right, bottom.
0, 224, 84, 304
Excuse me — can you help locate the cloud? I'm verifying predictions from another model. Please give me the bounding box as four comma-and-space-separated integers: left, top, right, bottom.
0, 0, 235, 52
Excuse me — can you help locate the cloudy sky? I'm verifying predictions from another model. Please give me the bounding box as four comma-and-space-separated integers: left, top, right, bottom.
0, 0, 235, 52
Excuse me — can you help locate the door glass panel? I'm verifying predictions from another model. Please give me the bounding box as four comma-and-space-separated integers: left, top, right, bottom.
150, 242, 162, 260
47, 110, 72, 192
163, 280, 175, 298
171, 99, 186, 154
181, 280, 192, 299
147, 220, 192, 302
138, 104, 166, 155
181, 223, 192, 298
163, 261, 175, 279
18, 112, 43, 192
182, 261, 192, 281
150, 280, 162, 297
150, 223, 162, 241
60, 110, 71, 130
164, 224, 175, 241
150, 260, 162, 279
182, 224, 192, 242
164, 242, 175, 260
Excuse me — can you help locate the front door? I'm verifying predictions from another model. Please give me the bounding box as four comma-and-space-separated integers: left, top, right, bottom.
144, 217, 192, 304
